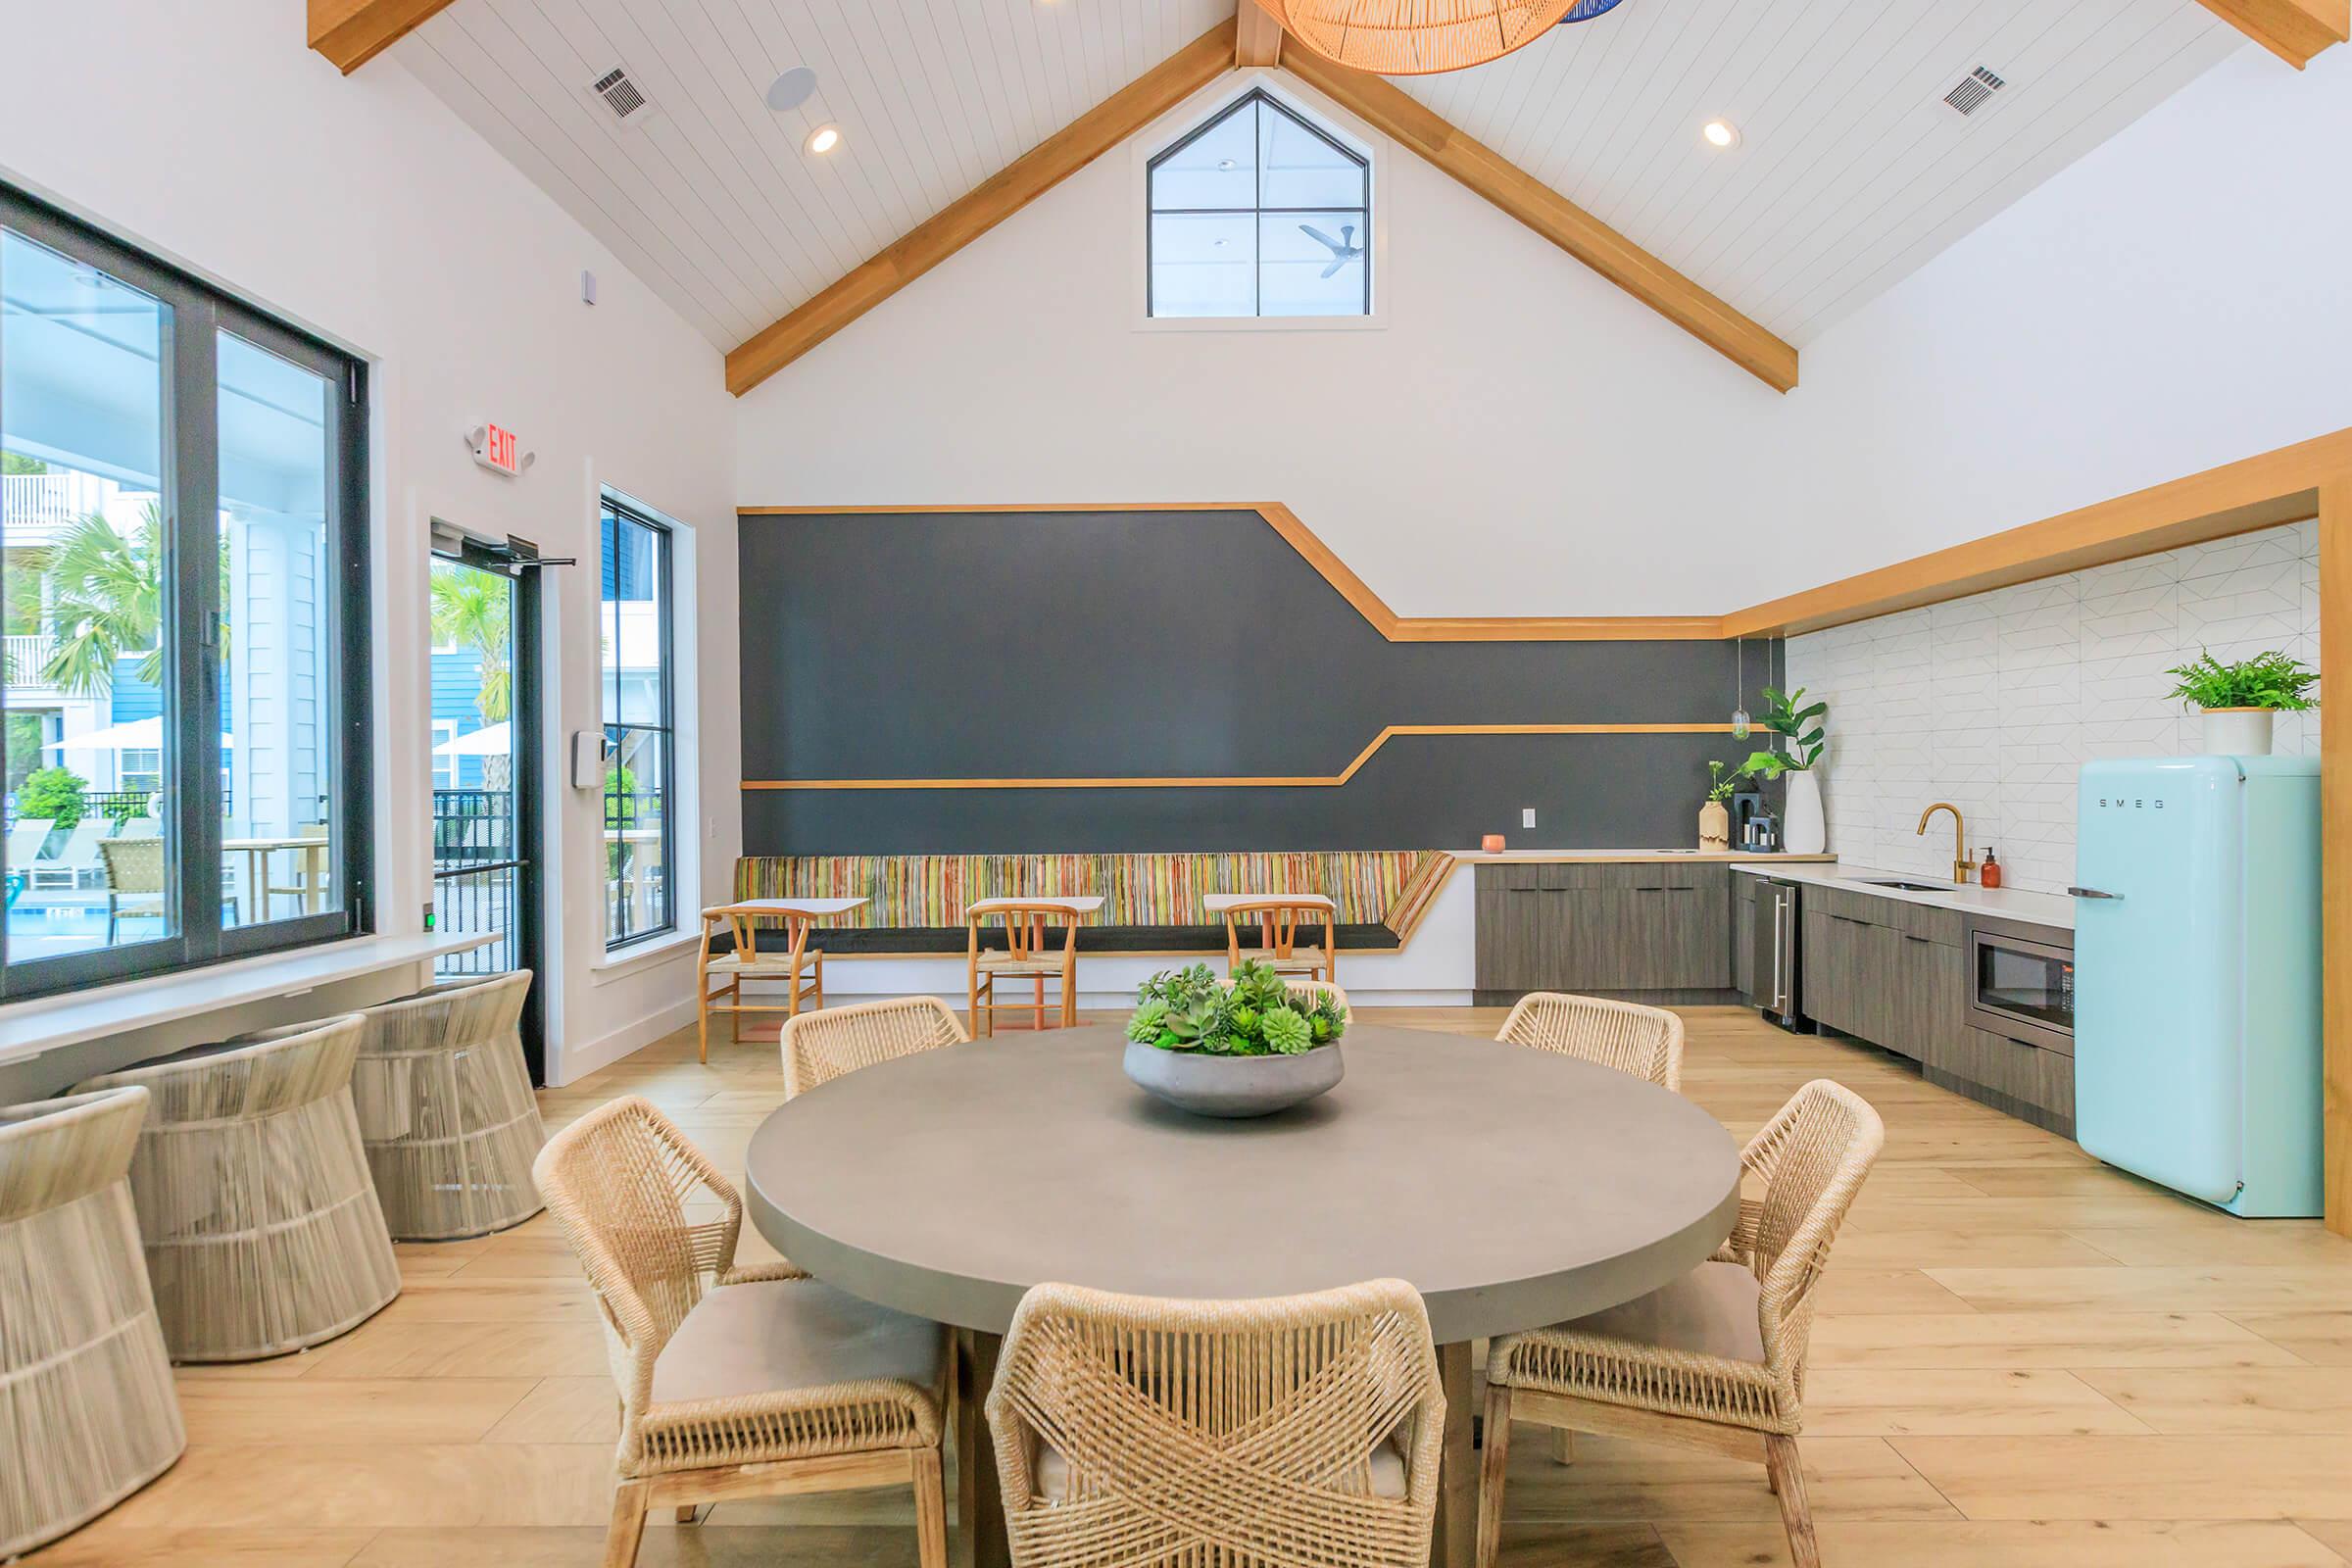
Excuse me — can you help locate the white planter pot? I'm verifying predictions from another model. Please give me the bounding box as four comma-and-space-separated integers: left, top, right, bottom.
2200, 708, 2275, 757
1783, 769, 1827, 855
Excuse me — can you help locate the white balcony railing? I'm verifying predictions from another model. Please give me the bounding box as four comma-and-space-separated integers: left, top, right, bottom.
2, 471, 111, 542
2, 633, 57, 687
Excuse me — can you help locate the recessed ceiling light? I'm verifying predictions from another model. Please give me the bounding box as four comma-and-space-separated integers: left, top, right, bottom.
805, 123, 842, 155
1216, 158, 1238, 171
765, 66, 816, 112
1701, 119, 1740, 149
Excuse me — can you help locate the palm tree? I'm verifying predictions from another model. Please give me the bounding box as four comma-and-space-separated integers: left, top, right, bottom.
429, 562, 512, 788
24, 504, 165, 695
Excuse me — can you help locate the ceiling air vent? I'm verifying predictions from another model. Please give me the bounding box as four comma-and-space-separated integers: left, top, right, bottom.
589, 66, 650, 122
1942, 66, 2007, 118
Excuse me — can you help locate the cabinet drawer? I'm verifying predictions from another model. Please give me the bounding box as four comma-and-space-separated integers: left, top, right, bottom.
1927, 1026, 2076, 1134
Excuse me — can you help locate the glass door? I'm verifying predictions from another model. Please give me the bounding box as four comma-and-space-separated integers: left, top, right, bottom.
428, 543, 543, 1079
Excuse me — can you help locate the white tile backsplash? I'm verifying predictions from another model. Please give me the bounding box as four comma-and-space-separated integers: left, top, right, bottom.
1787, 519, 2320, 893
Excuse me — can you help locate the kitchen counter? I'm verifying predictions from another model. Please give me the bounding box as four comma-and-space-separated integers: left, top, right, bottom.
1451, 850, 1839, 864
1730, 859, 2075, 929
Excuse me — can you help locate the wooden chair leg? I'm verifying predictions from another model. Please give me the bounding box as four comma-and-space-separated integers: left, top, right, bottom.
911, 1446, 950, 1568
602, 1480, 650, 1568
1476, 1381, 1513, 1568
1763, 1436, 1820, 1568
675, 1503, 702, 1524
812, 950, 824, 1009
1549, 1428, 1574, 1465
697, 991, 710, 1064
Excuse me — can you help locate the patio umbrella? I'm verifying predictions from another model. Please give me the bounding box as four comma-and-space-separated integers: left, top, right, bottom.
43, 718, 233, 751
431, 721, 511, 757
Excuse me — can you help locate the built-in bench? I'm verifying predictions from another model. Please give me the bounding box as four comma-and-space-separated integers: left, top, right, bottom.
721, 852, 1457, 958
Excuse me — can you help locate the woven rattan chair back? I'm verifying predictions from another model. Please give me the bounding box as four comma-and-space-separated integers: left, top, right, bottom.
532, 1095, 743, 1461
1494, 992, 1685, 1092
351, 969, 544, 1239
987, 1278, 1445, 1568
781, 995, 968, 1098
98, 834, 165, 894
1734, 1079, 1885, 1388
0, 1086, 185, 1556
76, 1015, 399, 1361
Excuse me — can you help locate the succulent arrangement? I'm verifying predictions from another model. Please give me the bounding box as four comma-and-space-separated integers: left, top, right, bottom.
1127, 959, 1348, 1055
2164, 649, 2319, 712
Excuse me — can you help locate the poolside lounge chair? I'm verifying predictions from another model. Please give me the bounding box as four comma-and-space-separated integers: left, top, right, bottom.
3, 817, 54, 880
30, 818, 107, 890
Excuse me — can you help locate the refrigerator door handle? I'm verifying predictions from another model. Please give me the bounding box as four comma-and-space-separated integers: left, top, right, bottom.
2067, 886, 2124, 900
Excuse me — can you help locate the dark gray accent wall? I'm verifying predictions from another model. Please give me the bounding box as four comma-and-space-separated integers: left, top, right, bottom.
741, 509, 1781, 854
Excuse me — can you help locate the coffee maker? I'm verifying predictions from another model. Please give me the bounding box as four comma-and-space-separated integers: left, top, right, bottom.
1731, 788, 1781, 853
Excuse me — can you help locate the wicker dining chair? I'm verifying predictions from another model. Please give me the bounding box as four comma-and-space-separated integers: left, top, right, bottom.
1477, 1080, 1885, 1568
988, 1278, 1446, 1568
98, 835, 167, 945
696, 902, 826, 1063
534, 1097, 949, 1568
74, 1015, 401, 1362
1221, 894, 1339, 986
349, 969, 544, 1240
965, 900, 1084, 1035
0, 1087, 185, 1558
1495, 991, 1685, 1093
780, 995, 968, 1099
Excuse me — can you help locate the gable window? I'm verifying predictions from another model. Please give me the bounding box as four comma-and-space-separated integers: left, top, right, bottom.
1148, 90, 1369, 318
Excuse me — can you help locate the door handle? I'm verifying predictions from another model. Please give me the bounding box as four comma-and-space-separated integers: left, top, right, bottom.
2065, 886, 2123, 901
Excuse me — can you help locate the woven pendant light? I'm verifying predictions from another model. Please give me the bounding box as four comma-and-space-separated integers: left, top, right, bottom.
1262, 0, 1583, 75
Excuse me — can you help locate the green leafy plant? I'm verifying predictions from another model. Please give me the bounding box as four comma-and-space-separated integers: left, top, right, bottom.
1129, 958, 1349, 1055
1740, 685, 1828, 778
1705, 759, 1748, 803
17, 765, 88, 830
2164, 650, 2318, 712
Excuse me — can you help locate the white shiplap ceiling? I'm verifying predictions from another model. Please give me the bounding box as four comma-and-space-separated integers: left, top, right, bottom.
398, 0, 2243, 357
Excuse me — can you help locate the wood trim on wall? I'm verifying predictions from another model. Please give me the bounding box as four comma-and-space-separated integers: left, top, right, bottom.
2193, 0, 2348, 66
742, 722, 1736, 792
1236, 0, 1285, 68
2322, 475, 2351, 1238
725, 22, 1237, 396
307, 0, 457, 74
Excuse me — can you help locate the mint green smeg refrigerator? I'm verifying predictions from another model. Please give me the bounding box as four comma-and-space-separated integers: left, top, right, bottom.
2071, 756, 2322, 1217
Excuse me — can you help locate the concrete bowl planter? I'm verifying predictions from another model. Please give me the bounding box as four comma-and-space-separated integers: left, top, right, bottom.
1121, 1040, 1345, 1118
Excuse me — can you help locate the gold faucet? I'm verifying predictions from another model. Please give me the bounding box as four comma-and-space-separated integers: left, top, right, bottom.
1917, 803, 1977, 884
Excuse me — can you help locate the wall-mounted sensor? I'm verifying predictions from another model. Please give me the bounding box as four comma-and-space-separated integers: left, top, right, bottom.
571, 730, 612, 789
581, 269, 597, 306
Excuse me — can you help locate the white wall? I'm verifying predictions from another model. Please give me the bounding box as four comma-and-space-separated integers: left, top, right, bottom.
1790, 44, 2352, 573
735, 68, 1797, 618
1788, 520, 2319, 895
0, 0, 742, 1083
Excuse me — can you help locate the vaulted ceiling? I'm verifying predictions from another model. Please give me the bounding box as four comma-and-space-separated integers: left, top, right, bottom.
393, 0, 2249, 361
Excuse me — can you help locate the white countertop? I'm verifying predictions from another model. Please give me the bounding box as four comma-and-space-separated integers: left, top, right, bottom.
0, 932, 498, 1065
1730, 859, 2075, 929
1448, 850, 1838, 864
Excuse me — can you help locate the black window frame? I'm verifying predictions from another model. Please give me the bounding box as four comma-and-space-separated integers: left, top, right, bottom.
600, 492, 676, 953
1146, 87, 1372, 319
0, 181, 372, 1003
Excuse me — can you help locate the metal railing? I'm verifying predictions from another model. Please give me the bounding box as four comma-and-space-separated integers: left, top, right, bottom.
2, 471, 110, 534
433, 860, 518, 977
432, 787, 512, 864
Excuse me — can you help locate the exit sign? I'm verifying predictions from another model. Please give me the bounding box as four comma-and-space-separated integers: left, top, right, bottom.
469, 421, 526, 476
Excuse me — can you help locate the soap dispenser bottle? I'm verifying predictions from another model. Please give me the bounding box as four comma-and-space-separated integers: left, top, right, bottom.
1979, 847, 2002, 889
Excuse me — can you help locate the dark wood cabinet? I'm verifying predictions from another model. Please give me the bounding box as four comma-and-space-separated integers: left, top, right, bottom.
1474, 862, 1733, 1003
1732, 875, 1757, 1003
1800, 896, 1965, 1064
1927, 1026, 2076, 1136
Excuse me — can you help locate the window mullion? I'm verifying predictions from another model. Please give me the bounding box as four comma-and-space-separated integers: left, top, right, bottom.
172, 297, 224, 962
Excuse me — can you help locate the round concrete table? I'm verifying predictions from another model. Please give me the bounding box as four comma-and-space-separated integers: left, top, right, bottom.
744, 1022, 1741, 1568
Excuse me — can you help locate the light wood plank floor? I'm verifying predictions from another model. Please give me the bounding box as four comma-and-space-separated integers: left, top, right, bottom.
28, 1005, 2352, 1567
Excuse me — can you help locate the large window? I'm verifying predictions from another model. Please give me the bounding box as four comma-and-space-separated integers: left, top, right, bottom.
601, 496, 672, 950
1147, 89, 1370, 318
0, 183, 368, 999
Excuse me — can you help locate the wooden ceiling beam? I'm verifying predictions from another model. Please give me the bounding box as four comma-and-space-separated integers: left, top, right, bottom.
308, 0, 458, 74
2193, 0, 2347, 66
727, 20, 1237, 397
1237, 2, 1286, 68
1281, 47, 1797, 392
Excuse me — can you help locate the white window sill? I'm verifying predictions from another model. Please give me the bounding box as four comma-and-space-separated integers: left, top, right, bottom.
589, 929, 701, 984
1134, 313, 1384, 334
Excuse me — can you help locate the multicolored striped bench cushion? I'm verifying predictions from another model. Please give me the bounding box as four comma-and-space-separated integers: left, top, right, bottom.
731, 852, 1457, 951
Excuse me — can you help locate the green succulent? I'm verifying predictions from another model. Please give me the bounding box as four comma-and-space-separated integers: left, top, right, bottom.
1229, 1002, 1260, 1035
1127, 999, 1172, 1043
1260, 1005, 1313, 1054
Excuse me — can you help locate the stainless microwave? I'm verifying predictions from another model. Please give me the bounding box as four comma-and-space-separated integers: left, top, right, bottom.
1964, 916, 2074, 1054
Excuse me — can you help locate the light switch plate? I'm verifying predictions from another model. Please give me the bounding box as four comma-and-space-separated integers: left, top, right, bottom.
1522, 808, 1537, 828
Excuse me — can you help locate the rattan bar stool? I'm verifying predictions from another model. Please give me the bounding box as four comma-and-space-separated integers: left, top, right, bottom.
350, 969, 544, 1240
988, 1277, 1446, 1568
0, 1087, 185, 1556
780, 995, 968, 1098
535, 1096, 949, 1568
74, 1014, 400, 1362
1477, 1080, 1885, 1568
1495, 991, 1685, 1092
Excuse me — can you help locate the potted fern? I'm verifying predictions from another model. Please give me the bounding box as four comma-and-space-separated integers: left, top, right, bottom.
2165, 650, 2318, 756
1123, 959, 1349, 1117
1738, 687, 1830, 855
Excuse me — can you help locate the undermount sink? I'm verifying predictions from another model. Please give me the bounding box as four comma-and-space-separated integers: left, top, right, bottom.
1850, 877, 1948, 892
